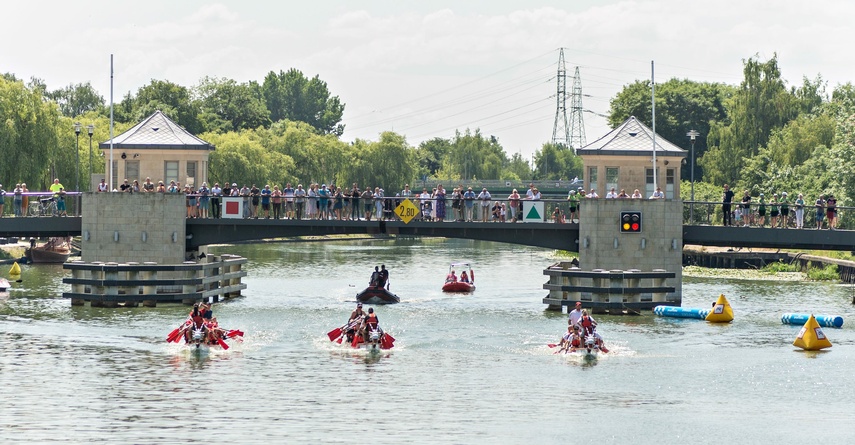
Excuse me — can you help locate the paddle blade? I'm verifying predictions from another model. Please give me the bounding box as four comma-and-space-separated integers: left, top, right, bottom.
383, 333, 396, 344
166, 328, 180, 342
600, 347, 609, 354
548, 343, 558, 348
380, 334, 394, 350
226, 330, 244, 338
351, 335, 360, 348
336, 336, 344, 344
217, 337, 230, 350
327, 328, 342, 341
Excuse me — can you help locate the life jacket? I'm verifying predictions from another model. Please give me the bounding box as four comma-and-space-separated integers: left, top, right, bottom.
580, 317, 595, 335
571, 336, 581, 347
365, 314, 379, 329
460, 272, 469, 283
191, 312, 204, 327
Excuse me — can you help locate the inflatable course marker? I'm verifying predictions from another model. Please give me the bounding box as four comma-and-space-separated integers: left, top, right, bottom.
793, 314, 832, 351
653, 305, 710, 320
781, 313, 843, 328
705, 294, 734, 323
10, 262, 21, 276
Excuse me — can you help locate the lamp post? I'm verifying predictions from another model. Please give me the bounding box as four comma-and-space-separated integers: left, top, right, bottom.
87, 124, 94, 190
687, 129, 700, 221
74, 122, 81, 192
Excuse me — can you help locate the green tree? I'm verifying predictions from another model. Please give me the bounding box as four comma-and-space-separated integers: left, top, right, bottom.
194, 77, 270, 132
262, 69, 345, 136
701, 54, 802, 185
48, 82, 105, 117
121, 79, 202, 133
204, 129, 295, 188
533, 142, 582, 180
503, 152, 533, 180
0, 77, 60, 189
415, 137, 452, 179
437, 129, 507, 180
609, 78, 732, 181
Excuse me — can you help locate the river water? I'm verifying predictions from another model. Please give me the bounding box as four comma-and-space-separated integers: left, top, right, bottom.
1, 238, 854, 444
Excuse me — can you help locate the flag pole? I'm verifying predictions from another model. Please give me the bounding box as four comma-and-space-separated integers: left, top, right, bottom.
109, 54, 114, 192
651, 60, 657, 194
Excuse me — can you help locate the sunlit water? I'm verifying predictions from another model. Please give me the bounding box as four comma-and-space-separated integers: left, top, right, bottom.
1, 238, 854, 444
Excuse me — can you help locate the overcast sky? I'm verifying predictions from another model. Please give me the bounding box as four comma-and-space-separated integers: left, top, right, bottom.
3, 0, 853, 161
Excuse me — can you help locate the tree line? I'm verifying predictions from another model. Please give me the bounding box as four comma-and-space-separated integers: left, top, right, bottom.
3, 53, 853, 224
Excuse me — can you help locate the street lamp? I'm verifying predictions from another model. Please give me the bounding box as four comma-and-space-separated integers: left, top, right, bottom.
87, 124, 95, 190
686, 129, 700, 221
74, 122, 81, 192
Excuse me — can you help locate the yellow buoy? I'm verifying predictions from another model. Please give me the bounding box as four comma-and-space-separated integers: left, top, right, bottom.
705, 294, 734, 323
793, 314, 832, 351
9, 262, 21, 276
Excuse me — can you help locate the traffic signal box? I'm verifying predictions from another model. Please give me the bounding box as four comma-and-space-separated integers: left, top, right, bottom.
620, 211, 642, 233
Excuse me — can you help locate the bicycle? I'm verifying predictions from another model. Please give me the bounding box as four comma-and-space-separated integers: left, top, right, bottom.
29, 196, 58, 217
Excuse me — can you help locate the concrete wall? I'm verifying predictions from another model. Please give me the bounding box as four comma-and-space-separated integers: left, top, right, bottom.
81, 193, 186, 264
579, 198, 683, 300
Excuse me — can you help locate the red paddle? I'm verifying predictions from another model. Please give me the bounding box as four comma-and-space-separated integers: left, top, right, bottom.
327, 327, 343, 341
548, 343, 559, 348
216, 337, 230, 350
383, 333, 395, 344
380, 334, 395, 350
226, 330, 244, 338
166, 327, 180, 342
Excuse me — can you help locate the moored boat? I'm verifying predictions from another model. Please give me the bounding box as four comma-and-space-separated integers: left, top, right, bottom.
25, 237, 72, 263
0, 278, 9, 292
356, 285, 400, 304
442, 261, 475, 292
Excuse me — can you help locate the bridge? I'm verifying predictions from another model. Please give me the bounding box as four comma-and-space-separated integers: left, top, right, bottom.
1, 214, 853, 252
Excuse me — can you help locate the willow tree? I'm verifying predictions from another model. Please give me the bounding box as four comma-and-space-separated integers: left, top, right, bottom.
701, 54, 805, 185
0, 77, 60, 189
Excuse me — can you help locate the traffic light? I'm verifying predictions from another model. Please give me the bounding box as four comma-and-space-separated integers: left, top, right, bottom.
620, 211, 642, 233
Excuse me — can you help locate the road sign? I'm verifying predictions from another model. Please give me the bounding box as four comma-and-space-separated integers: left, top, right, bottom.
522, 201, 545, 222
395, 199, 420, 224
620, 211, 642, 233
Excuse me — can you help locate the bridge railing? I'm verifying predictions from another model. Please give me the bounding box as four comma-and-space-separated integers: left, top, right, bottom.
683, 200, 850, 229
0, 192, 82, 217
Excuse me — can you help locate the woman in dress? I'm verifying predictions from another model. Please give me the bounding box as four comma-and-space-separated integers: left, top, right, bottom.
434, 184, 446, 222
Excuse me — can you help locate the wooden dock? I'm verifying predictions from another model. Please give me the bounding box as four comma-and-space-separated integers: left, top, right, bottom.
543, 262, 679, 314
62, 254, 247, 307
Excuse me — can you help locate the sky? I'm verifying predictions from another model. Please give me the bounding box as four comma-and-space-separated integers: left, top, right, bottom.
3, 0, 854, 161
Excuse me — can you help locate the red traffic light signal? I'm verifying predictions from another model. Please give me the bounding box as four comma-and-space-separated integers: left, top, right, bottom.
620, 211, 642, 233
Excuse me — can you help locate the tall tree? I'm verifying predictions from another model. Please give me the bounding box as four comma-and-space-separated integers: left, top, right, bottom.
122, 79, 202, 133
533, 142, 582, 180
0, 77, 61, 189
415, 137, 452, 179
194, 77, 270, 132
262, 69, 345, 136
609, 78, 732, 181
701, 54, 802, 185
48, 82, 105, 117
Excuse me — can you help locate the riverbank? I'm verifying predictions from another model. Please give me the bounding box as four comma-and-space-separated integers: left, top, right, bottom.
684, 245, 855, 282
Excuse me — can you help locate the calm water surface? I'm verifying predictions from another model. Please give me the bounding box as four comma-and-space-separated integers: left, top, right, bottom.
1, 238, 854, 444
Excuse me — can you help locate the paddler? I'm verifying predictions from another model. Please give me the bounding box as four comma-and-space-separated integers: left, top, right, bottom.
346, 303, 365, 342
558, 325, 582, 353
361, 307, 381, 342
576, 310, 607, 351
185, 303, 206, 343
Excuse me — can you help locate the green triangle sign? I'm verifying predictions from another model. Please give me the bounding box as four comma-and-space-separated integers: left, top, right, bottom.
525, 206, 541, 220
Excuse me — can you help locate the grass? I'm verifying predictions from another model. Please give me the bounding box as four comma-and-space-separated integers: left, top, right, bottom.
806, 264, 839, 281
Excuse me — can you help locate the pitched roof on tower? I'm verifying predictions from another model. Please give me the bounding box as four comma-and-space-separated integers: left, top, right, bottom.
99, 110, 214, 150
576, 116, 685, 157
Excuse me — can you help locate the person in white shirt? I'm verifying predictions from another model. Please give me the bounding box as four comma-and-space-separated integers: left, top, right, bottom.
605, 187, 618, 199
568, 301, 584, 326
477, 188, 492, 222
650, 187, 665, 199
586, 189, 599, 199
631, 189, 643, 199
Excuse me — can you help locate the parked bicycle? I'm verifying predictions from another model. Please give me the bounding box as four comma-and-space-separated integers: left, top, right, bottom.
28, 196, 58, 217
